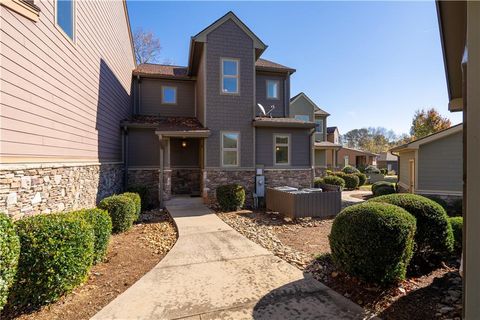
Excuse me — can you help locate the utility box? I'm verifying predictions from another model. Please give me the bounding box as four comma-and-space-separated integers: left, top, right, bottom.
255, 175, 265, 197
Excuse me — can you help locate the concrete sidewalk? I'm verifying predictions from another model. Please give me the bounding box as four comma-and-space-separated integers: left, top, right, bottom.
92, 197, 366, 320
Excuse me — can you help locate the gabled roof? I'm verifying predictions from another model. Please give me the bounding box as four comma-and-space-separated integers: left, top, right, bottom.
377, 152, 398, 162
391, 123, 463, 152
327, 126, 338, 134
256, 58, 295, 73
290, 92, 330, 116
341, 147, 378, 157
133, 64, 190, 79
314, 141, 342, 149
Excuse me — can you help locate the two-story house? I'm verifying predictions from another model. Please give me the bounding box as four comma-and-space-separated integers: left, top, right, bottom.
123, 12, 316, 206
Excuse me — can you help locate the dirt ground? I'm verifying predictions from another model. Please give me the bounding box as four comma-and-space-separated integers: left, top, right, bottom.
276, 220, 333, 257
3, 210, 177, 320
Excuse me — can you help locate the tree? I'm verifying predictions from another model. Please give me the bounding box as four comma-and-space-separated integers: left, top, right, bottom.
133, 28, 161, 64
410, 108, 451, 139
341, 127, 412, 154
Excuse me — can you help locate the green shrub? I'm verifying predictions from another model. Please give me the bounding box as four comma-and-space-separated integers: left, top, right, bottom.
10, 214, 94, 308
325, 169, 333, 176
322, 175, 345, 189
0, 213, 20, 311
342, 174, 360, 189
380, 168, 388, 175
126, 185, 150, 211
98, 195, 136, 234
365, 165, 381, 174
329, 202, 416, 284
354, 172, 367, 186
449, 217, 463, 251
216, 184, 246, 211
313, 178, 323, 188
371, 181, 396, 196
69, 209, 112, 264
369, 194, 454, 256
122, 192, 141, 219
342, 165, 360, 174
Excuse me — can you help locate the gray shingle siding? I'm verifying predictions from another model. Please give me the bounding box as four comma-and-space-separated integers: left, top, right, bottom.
127, 128, 160, 167
255, 72, 288, 117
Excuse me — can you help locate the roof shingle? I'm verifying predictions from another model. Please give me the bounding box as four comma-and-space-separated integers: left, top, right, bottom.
122, 115, 207, 131
133, 64, 189, 78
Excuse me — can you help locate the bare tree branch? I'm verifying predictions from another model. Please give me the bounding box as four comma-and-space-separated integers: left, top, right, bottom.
133, 28, 161, 64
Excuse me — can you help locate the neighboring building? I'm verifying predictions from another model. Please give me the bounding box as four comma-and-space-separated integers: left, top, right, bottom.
0, 0, 135, 217
289, 93, 341, 176
377, 151, 398, 173
126, 12, 315, 206
337, 147, 377, 168
391, 124, 462, 200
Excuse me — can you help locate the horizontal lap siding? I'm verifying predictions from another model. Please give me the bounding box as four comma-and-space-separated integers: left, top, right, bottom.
398, 150, 415, 188
0, 0, 135, 163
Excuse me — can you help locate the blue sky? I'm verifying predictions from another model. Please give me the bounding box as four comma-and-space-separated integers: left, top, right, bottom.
127, 1, 462, 136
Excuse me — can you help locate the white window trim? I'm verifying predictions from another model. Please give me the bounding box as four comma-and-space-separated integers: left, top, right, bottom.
1, 0, 40, 21
315, 118, 324, 134
161, 86, 177, 105
220, 58, 240, 95
266, 80, 280, 100
55, 0, 76, 44
274, 134, 291, 166
221, 131, 240, 167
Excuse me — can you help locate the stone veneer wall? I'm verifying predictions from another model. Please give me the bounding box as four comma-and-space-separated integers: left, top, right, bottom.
0, 163, 123, 219
171, 168, 201, 195
127, 168, 171, 208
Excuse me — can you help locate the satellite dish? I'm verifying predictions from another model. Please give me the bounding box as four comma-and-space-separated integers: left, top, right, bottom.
257, 103, 266, 116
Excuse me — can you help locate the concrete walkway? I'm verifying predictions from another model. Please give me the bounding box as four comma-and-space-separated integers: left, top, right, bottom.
92, 197, 366, 320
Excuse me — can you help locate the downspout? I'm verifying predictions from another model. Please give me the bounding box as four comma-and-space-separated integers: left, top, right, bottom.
284, 72, 290, 117
137, 75, 141, 114
159, 135, 164, 208
309, 127, 316, 183
122, 126, 128, 190
391, 151, 400, 188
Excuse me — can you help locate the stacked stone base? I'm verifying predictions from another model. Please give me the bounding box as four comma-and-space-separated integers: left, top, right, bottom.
171, 168, 201, 195
0, 163, 123, 219
127, 168, 171, 207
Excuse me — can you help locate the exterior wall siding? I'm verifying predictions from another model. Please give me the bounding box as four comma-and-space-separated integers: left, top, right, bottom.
139, 78, 195, 117
196, 48, 206, 125
127, 128, 160, 167
314, 115, 328, 142
0, 1, 135, 163
289, 95, 314, 122
315, 149, 326, 167
170, 138, 200, 167
205, 19, 255, 168
255, 72, 287, 117
398, 150, 416, 190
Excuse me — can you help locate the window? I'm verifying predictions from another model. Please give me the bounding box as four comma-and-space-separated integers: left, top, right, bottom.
274, 134, 290, 165
56, 0, 75, 41
266, 80, 279, 99
162, 86, 177, 104
315, 119, 323, 133
294, 115, 310, 122
222, 132, 239, 166
221, 58, 239, 94
344, 156, 349, 166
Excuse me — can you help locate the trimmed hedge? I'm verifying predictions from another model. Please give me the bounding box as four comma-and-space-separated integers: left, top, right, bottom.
365, 165, 381, 174
369, 194, 454, 256
217, 184, 245, 211
380, 168, 388, 175
69, 209, 112, 264
337, 173, 359, 189
0, 213, 20, 311
99, 195, 136, 234
122, 192, 142, 219
329, 202, 416, 284
354, 172, 367, 186
449, 217, 463, 251
313, 178, 323, 188
372, 181, 396, 197
342, 165, 360, 174
126, 185, 150, 211
322, 175, 345, 189
10, 214, 94, 308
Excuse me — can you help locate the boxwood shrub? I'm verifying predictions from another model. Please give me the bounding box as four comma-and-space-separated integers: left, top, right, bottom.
122, 192, 142, 219
313, 177, 323, 188
322, 175, 345, 189
340, 173, 359, 190
329, 202, 416, 284
0, 213, 20, 311
369, 194, 454, 256
126, 185, 150, 211
10, 214, 94, 308
216, 184, 245, 211
449, 216, 463, 251
365, 165, 381, 174
372, 181, 396, 197
354, 172, 367, 186
342, 165, 360, 174
69, 209, 112, 264
99, 195, 136, 234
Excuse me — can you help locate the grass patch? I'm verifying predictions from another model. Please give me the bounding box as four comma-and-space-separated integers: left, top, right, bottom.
359, 184, 372, 191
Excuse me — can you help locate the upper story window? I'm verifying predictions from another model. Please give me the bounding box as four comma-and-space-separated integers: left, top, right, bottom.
56, 0, 75, 41
222, 132, 240, 166
266, 80, 279, 99
162, 86, 177, 104
274, 134, 290, 165
294, 115, 310, 122
315, 119, 323, 133
221, 58, 239, 94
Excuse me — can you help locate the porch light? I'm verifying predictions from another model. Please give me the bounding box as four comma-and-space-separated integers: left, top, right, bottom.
182, 140, 187, 148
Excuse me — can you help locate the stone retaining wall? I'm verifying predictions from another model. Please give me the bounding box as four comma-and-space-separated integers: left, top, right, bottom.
0, 163, 123, 219
127, 168, 171, 207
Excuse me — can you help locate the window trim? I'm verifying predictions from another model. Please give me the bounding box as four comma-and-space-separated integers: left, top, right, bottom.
294, 115, 310, 122
315, 118, 324, 134
1, 0, 40, 21
55, 0, 76, 43
220, 58, 240, 95
221, 131, 240, 167
274, 133, 291, 166
161, 86, 177, 105
266, 80, 280, 100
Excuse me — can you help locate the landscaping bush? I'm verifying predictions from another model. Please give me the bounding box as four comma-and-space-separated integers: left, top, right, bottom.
126, 185, 150, 211
449, 217, 463, 251
98, 195, 136, 234
122, 192, 142, 219
0, 213, 20, 311
369, 194, 454, 256
354, 172, 367, 186
365, 165, 381, 174
322, 175, 345, 189
380, 168, 388, 175
342, 173, 360, 189
10, 214, 94, 308
69, 209, 112, 264
342, 165, 360, 174
325, 169, 333, 176
216, 184, 245, 211
329, 202, 416, 284
313, 177, 323, 188
371, 181, 396, 197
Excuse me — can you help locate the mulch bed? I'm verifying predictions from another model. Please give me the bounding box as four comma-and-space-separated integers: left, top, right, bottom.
3, 209, 177, 320
218, 209, 462, 320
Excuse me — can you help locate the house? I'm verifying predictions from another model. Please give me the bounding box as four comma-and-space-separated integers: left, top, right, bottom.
390, 124, 462, 201
125, 12, 316, 206
289, 93, 341, 176
337, 147, 377, 168
0, 0, 135, 217
377, 151, 398, 173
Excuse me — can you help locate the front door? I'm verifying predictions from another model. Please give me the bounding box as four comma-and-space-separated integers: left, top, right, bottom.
409, 159, 415, 193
